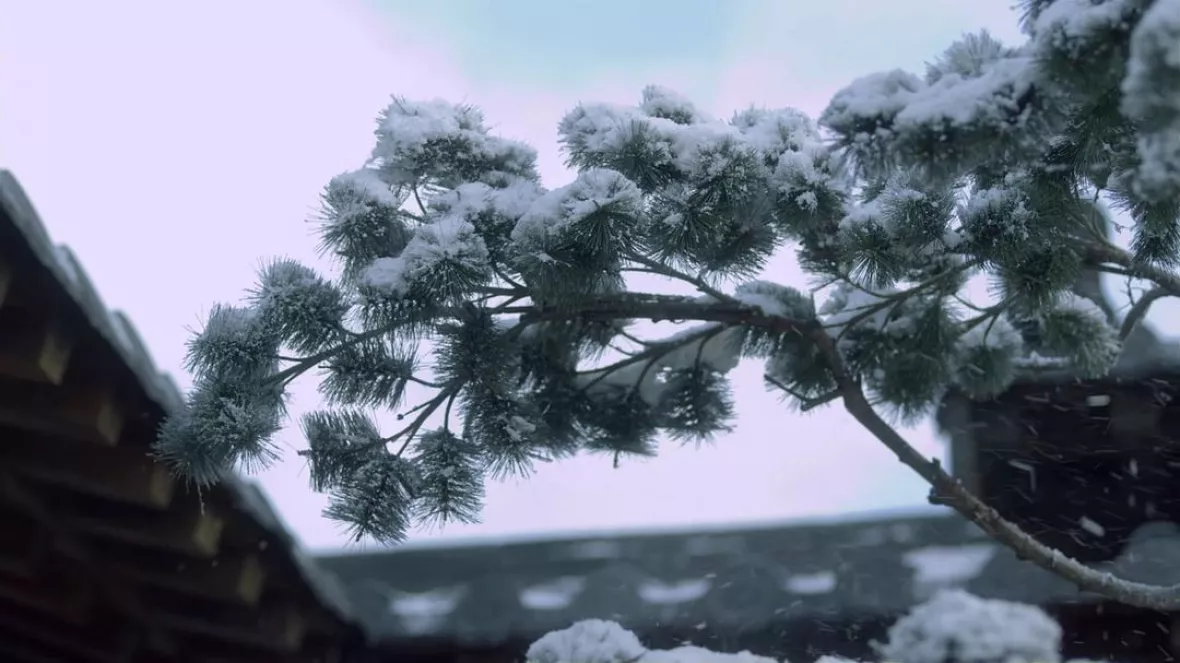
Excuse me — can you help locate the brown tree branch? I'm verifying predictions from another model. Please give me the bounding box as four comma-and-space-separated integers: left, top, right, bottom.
513, 291, 1180, 610
1085, 240, 1177, 343
810, 331, 1180, 611
1087, 242, 1180, 296
1120, 286, 1169, 340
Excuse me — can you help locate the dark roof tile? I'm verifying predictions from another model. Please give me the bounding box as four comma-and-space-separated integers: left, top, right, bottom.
318, 509, 1180, 646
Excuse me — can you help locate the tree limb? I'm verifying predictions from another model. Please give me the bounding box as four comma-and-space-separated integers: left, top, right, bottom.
1119, 286, 1168, 340
514, 293, 819, 337
810, 329, 1180, 611
517, 291, 1180, 611
1087, 242, 1180, 296
764, 375, 841, 411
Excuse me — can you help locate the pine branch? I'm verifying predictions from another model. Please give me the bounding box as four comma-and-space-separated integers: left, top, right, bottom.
405, 375, 446, 389
477, 286, 524, 297
1087, 241, 1180, 342
171, 73, 1180, 608
267, 324, 399, 386
763, 375, 840, 411
390, 384, 461, 454
576, 324, 724, 392
410, 184, 428, 217
810, 329, 1180, 611
517, 291, 1180, 610
491, 266, 526, 290
1088, 242, 1180, 296
623, 252, 734, 302
1119, 286, 1168, 340
617, 328, 656, 348
515, 293, 815, 334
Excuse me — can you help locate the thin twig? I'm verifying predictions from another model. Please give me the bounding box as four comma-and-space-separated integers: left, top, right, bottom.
764, 374, 840, 411
617, 328, 655, 348
391, 385, 460, 454
442, 391, 458, 432
492, 266, 526, 290
1119, 286, 1168, 340
624, 252, 734, 303
266, 324, 398, 387
411, 185, 428, 217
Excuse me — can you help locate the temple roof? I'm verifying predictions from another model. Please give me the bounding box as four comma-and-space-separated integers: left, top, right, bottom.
317, 508, 1180, 647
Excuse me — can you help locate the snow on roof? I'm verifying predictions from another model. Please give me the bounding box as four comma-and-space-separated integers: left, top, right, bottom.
313, 505, 1131, 645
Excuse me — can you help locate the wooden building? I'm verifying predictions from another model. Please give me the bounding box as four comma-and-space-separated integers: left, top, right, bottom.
928, 275, 1180, 661
936, 283, 1180, 565
0, 170, 368, 662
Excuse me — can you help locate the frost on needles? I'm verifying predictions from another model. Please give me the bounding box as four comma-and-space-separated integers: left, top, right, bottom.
157, 0, 1180, 554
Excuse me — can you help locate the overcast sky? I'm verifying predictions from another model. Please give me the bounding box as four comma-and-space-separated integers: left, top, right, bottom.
1, 0, 1058, 551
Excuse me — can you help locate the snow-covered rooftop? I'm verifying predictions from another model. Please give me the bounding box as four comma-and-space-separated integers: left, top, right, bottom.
316, 506, 1180, 646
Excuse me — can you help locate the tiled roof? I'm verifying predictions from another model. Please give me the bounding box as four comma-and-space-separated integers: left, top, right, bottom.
316, 509, 1180, 647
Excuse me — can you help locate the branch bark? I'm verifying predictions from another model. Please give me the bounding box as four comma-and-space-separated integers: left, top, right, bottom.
524, 291, 1180, 611
816, 333, 1180, 611
1120, 286, 1168, 340
1087, 242, 1180, 296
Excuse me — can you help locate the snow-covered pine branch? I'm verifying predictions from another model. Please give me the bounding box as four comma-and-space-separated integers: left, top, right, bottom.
157, 0, 1180, 610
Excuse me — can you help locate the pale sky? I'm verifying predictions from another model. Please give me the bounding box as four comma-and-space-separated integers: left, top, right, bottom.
0, 0, 1097, 552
